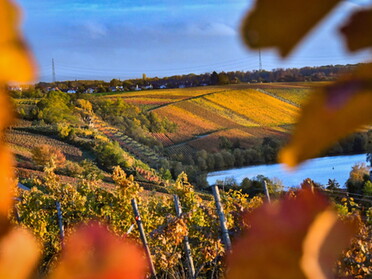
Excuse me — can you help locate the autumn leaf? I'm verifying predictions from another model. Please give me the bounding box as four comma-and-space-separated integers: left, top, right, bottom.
50, 222, 148, 279
241, 0, 342, 57
340, 8, 372, 52
0, 88, 14, 221
0, 228, 41, 279
279, 63, 372, 167
227, 190, 357, 279
0, 0, 36, 82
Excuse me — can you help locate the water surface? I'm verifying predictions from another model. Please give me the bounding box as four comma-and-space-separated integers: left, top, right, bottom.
207, 154, 368, 188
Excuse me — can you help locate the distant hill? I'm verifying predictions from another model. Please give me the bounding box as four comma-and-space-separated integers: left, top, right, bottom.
104, 83, 316, 153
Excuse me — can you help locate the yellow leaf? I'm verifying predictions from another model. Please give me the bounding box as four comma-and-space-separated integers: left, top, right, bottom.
340, 8, 372, 52
280, 63, 372, 167
0, 228, 41, 279
0, 0, 36, 82
241, 0, 341, 57
0, 87, 14, 130
0, 146, 14, 217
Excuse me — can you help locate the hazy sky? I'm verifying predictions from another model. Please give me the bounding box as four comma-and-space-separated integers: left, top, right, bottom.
17, 0, 371, 82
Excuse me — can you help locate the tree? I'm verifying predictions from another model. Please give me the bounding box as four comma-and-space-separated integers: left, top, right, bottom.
76, 99, 93, 113
346, 163, 370, 194
326, 179, 340, 190
210, 71, 219, 85
32, 145, 66, 169
109, 78, 121, 87
218, 72, 230, 85
36, 90, 78, 124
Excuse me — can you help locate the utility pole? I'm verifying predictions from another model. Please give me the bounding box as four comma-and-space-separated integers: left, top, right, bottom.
258, 48, 262, 71
52, 58, 56, 83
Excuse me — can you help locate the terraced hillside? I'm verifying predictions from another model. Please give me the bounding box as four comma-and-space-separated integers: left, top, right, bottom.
100, 83, 317, 152
6, 120, 86, 168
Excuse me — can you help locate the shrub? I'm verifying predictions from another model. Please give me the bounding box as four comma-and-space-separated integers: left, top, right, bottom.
31, 144, 66, 169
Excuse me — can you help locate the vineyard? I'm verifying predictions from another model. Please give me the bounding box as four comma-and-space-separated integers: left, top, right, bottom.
97, 83, 317, 153
6, 125, 85, 166
13, 167, 372, 278
91, 117, 165, 183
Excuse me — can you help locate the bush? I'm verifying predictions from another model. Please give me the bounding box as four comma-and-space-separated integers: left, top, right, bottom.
31, 144, 66, 169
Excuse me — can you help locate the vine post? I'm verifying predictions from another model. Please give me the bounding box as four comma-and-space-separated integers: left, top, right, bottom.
131, 198, 157, 279
210, 185, 232, 253
173, 195, 195, 278
55, 201, 65, 244
263, 181, 271, 203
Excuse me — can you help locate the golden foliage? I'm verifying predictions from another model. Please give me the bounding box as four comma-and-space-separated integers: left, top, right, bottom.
0, 228, 41, 279
241, 0, 341, 57
227, 190, 357, 279
0, 0, 36, 82
242, 1, 372, 166
341, 8, 372, 52
280, 64, 372, 166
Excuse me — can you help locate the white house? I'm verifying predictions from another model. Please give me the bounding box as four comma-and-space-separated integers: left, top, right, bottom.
135, 85, 142, 91
67, 89, 77, 94
85, 88, 95, 94
159, 85, 167, 89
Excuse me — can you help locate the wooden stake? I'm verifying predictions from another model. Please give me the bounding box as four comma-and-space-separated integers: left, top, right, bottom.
210, 185, 232, 253
55, 201, 65, 242
131, 198, 157, 279
173, 195, 195, 278
263, 180, 271, 203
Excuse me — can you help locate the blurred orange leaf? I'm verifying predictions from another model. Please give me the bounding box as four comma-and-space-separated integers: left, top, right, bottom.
0, 88, 14, 218
301, 210, 356, 279
0, 228, 41, 279
227, 190, 356, 279
241, 0, 341, 57
0, 0, 36, 82
340, 8, 372, 52
50, 222, 148, 279
0, 145, 14, 217
279, 63, 372, 167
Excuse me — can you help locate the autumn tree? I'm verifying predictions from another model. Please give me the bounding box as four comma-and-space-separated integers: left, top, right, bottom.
31, 144, 66, 169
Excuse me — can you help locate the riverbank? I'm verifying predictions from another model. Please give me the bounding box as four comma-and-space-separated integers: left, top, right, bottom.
207, 153, 369, 188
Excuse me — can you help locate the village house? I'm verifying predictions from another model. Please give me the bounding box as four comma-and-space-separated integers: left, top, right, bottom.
84, 88, 95, 94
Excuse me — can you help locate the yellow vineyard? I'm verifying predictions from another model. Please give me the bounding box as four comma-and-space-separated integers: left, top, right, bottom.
108, 83, 317, 151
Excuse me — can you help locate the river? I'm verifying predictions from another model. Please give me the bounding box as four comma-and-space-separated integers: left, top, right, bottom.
207, 153, 369, 188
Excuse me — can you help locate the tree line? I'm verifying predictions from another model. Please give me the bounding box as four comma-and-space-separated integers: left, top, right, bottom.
17, 64, 361, 93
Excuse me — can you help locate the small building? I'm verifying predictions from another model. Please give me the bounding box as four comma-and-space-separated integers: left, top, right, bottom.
9, 86, 23, 91
85, 88, 95, 94
67, 89, 77, 94
134, 85, 142, 91
159, 85, 167, 89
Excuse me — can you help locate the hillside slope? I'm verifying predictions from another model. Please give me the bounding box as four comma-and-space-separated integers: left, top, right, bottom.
108, 83, 311, 152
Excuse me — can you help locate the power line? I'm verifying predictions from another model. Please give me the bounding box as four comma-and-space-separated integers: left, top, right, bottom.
259, 48, 262, 71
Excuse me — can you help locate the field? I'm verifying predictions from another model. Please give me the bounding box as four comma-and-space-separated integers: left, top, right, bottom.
105, 83, 315, 152
5, 120, 86, 168
103, 86, 227, 110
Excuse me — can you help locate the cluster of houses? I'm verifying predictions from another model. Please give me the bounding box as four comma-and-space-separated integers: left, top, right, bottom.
48, 83, 176, 94
9, 80, 209, 95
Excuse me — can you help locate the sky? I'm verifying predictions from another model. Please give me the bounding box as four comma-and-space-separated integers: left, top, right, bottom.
16, 0, 372, 82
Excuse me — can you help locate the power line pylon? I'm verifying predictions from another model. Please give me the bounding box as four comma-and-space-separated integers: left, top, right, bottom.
52, 58, 56, 82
